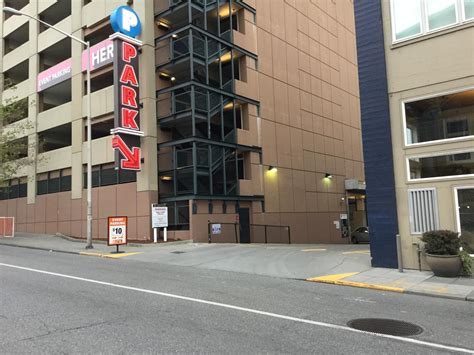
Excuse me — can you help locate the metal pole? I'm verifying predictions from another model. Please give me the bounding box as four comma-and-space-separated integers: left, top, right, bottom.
264, 225, 267, 244
288, 226, 291, 244
164, 227, 168, 242
235, 222, 238, 243
208, 220, 211, 244
396, 233, 403, 273
85, 42, 93, 249
153, 228, 158, 243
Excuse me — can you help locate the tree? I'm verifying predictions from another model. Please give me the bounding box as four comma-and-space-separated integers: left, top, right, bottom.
0, 84, 33, 185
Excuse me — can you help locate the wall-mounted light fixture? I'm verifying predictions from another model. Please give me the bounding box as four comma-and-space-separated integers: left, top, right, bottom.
171, 33, 178, 39
160, 176, 173, 181
156, 20, 170, 30
268, 166, 277, 172
159, 72, 176, 82
325, 173, 333, 179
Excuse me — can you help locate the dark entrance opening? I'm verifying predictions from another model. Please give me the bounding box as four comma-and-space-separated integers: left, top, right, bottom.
238, 208, 250, 243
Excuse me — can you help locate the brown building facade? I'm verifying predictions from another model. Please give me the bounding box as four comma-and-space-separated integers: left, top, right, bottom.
0, 0, 364, 244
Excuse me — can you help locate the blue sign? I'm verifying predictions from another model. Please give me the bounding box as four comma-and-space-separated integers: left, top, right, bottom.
110, 6, 142, 38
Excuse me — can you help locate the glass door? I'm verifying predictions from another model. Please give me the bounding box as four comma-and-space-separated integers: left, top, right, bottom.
456, 188, 474, 254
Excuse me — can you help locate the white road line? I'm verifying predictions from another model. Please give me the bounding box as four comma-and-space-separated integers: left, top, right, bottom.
1, 262, 472, 354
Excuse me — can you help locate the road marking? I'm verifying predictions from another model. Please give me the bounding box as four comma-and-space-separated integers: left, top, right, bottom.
342, 250, 370, 255
301, 248, 327, 252
1, 262, 472, 354
79, 251, 143, 259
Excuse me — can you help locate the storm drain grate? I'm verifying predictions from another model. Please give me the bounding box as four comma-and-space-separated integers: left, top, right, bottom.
347, 318, 423, 337
170, 251, 186, 254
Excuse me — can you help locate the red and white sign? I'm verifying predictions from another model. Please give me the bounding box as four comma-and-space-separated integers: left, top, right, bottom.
110, 33, 143, 171
107, 216, 127, 246
37, 38, 114, 92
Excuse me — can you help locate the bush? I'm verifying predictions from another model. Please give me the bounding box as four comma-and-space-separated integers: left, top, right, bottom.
459, 250, 472, 276
421, 230, 460, 255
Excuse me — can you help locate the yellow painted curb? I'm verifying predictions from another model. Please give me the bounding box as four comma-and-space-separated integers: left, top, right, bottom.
102, 252, 143, 259
302, 248, 327, 252
79, 251, 143, 259
307, 272, 360, 282
306, 272, 404, 293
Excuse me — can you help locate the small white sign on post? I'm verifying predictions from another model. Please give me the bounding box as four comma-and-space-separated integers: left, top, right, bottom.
152, 205, 168, 243
211, 224, 222, 235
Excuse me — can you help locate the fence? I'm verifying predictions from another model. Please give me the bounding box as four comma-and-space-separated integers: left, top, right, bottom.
0, 217, 15, 238
208, 221, 291, 244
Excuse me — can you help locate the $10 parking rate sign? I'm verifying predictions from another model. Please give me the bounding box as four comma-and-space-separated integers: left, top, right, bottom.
108, 216, 128, 246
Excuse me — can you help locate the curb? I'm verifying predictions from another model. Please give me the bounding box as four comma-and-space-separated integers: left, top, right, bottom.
307, 277, 404, 293
306, 275, 473, 302
0, 242, 80, 255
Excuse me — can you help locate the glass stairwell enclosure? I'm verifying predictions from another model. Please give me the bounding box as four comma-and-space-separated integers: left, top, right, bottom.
155, 0, 260, 230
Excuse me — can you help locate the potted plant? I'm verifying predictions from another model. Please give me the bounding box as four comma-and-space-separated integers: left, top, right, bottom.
421, 230, 462, 277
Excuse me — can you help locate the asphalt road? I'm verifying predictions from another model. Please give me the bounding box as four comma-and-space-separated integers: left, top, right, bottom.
1, 246, 473, 354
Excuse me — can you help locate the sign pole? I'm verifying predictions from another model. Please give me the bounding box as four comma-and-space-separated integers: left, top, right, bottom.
164, 227, 167, 242
153, 227, 158, 243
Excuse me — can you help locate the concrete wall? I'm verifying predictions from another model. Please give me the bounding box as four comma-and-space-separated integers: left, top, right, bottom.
249, 0, 364, 244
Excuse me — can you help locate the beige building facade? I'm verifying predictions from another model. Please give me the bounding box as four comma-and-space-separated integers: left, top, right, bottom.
363, 0, 474, 268
1, 0, 364, 244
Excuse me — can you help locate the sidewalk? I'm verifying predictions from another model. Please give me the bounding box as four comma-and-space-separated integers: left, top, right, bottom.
1, 233, 473, 301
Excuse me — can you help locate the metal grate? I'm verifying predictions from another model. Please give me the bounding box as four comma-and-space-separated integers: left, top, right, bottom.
347, 318, 423, 337
408, 188, 439, 234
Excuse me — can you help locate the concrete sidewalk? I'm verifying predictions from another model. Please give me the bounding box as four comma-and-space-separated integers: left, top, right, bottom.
1, 232, 472, 301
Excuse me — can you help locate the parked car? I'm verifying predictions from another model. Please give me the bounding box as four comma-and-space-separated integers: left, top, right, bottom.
351, 226, 369, 244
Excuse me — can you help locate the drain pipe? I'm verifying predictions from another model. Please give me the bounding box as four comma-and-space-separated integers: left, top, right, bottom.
396, 234, 403, 273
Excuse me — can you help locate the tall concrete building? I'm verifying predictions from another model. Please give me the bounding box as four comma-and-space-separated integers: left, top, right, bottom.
0, 0, 364, 244
355, 0, 474, 268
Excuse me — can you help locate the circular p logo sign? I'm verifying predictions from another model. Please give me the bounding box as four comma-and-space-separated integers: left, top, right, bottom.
110, 6, 142, 38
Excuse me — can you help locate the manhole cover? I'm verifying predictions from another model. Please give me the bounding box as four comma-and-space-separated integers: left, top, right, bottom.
347, 318, 423, 337
170, 251, 185, 254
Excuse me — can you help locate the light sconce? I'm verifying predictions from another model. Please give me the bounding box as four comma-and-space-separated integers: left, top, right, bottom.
171, 33, 178, 39
160, 176, 173, 181
156, 20, 170, 30
268, 166, 277, 172
325, 173, 333, 179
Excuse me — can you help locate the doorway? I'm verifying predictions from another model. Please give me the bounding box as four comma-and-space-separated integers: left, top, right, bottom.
238, 208, 250, 243
455, 187, 474, 254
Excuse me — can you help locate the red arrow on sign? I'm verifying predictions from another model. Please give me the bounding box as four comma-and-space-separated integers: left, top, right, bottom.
112, 135, 141, 170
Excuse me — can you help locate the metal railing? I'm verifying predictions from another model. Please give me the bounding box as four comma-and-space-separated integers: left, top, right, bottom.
207, 221, 291, 244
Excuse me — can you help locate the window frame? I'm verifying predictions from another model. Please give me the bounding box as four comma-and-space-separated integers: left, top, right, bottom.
402, 85, 474, 148
406, 148, 474, 182
390, 0, 474, 44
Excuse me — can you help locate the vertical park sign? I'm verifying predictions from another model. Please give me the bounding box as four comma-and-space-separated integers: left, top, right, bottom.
109, 6, 143, 171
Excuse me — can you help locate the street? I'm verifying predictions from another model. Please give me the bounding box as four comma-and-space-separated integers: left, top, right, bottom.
1, 246, 473, 354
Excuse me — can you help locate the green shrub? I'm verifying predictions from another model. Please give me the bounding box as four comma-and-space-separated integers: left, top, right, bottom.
421, 230, 460, 255
459, 250, 472, 276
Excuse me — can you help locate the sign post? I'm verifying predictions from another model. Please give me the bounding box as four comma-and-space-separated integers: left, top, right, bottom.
151, 204, 168, 243
108, 216, 128, 253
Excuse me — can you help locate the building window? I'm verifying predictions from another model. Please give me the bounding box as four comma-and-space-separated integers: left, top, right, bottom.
391, 0, 474, 42
36, 169, 71, 195
83, 164, 137, 188
0, 177, 27, 200
391, 0, 422, 40
408, 150, 474, 180
408, 188, 439, 234
404, 88, 474, 145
